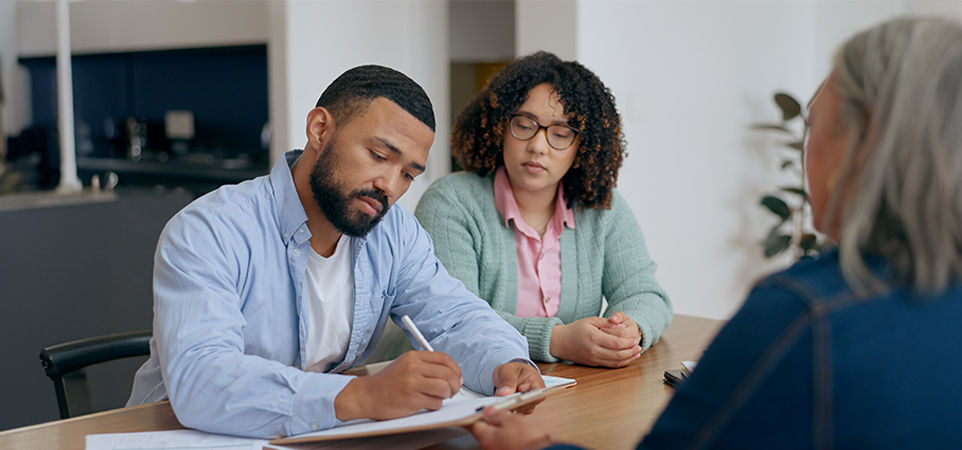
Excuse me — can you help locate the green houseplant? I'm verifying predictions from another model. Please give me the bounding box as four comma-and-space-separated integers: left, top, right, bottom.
752, 92, 824, 259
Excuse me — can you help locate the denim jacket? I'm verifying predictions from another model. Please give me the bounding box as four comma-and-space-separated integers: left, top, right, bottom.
640, 249, 962, 449
127, 150, 531, 438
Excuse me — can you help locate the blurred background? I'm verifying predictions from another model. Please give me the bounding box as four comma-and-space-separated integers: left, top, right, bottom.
1, 0, 959, 431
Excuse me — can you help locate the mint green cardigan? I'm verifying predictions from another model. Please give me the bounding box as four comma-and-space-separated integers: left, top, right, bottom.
414, 172, 672, 362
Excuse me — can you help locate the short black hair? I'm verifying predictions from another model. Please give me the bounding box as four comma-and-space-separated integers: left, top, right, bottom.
315, 65, 436, 131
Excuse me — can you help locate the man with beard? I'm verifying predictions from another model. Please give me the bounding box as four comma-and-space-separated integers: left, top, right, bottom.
126, 65, 543, 438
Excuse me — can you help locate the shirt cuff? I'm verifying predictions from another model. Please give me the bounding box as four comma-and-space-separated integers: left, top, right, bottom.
287, 373, 355, 436
635, 311, 672, 353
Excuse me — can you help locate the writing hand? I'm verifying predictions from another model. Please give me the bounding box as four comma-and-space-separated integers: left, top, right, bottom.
334, 350, 461, 421
470, 406, 552, 450
549, 317, 641, 367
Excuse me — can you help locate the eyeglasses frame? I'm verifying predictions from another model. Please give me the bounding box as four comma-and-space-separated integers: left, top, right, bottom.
508, 114, 580, 151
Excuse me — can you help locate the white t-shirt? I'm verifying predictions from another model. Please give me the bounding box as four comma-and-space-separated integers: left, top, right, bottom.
303, 234, 355, 373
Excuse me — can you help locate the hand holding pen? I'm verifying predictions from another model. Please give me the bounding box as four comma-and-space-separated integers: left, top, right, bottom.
332, 317, 463, 422
401, 315, 468, 394
402, 314, 544, 400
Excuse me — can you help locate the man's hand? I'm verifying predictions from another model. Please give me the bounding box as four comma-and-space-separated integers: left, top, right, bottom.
334, 351, 461, 421
549, 316, 642, 368
492, 361, 545, 396
470, 406, 552, 450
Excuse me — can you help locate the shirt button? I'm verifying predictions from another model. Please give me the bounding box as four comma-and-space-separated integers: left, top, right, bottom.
293, 249, 301, 256
283, 232, 290, 239
298, 228, 305, 233
539, 253, 544, 260
543, 296, 550, 304
310, 421, 318, 430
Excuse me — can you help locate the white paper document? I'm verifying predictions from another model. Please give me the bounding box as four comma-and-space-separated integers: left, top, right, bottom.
86, 375, 575, 449
85, 429, 267, 450
281, 374, 576, 442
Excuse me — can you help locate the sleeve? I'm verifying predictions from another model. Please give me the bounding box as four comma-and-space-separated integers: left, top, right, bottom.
390, 207, 534, 395
413, 181, 483, 295
153, 211, 353, 438
415, 182, 564, 363
601, 193, 673, 352
637, 279, 812, 449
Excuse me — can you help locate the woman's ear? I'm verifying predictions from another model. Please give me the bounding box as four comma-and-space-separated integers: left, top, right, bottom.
853, 106, 875, 167
306, 107, 334, 149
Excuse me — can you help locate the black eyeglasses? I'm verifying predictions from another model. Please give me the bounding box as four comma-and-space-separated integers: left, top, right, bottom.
509, 115, 579, 150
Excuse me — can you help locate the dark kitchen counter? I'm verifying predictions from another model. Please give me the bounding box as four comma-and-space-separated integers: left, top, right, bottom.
77, 155, 269, 197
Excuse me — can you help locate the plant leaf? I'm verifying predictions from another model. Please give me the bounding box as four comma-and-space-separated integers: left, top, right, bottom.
761, 195, 791, 220
750, 123, 793, 134
779, 186, 808, 200
763, 233, 792, 258
775, 92, 802, 121
800, 233, 818, 253
787, 141, 805, 151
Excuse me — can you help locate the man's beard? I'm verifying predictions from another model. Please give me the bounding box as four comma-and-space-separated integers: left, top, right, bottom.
309, 141, 390, 237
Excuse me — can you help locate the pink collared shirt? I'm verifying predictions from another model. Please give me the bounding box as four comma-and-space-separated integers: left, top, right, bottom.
493, 167, 575, 318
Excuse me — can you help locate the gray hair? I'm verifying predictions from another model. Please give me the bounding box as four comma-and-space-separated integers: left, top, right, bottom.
829, 17, 962, 294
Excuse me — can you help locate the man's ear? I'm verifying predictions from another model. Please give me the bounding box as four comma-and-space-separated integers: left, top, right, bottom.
306, 107, 334, 149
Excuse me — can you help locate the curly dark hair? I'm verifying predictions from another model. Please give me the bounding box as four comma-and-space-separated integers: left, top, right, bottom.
452, 51, 626, 209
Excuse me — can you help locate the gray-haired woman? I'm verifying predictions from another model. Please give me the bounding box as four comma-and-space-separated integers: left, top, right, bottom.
467, 16, 962, 450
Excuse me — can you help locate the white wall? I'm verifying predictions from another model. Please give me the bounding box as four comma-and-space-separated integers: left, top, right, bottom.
516, 0, 577, 59
0, 2, 30, 144
268, 0, 450, 212
572, 0, 962, 319
16, 0, 268, 57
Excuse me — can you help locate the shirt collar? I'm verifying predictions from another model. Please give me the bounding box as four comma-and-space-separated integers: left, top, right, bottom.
493, 166, 575, 232
270, 150, 311, 246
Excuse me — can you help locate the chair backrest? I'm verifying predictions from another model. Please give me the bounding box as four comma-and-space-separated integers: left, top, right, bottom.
39, 330, 152, 419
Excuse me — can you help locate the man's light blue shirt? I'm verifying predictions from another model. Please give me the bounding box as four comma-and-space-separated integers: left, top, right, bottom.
127, 150, 532, 438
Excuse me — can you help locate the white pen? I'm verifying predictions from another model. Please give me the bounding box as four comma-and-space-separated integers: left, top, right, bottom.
400, 314, 470, 397
400, 314, 436, 351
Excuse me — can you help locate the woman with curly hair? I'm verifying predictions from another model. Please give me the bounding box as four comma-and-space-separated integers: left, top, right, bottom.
414, 52, 671, 367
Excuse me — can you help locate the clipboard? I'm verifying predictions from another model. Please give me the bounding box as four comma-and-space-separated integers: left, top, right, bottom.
269, 377, 576, 445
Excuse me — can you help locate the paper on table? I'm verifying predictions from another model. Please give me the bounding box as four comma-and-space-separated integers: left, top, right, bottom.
441, 374, 574, 405
297, 395, 503, 440
542, 375, 577, 389
85, 375, 576, 449
273, 374, 576, 444
264, 427, 470, 450
85, 429, 267, 450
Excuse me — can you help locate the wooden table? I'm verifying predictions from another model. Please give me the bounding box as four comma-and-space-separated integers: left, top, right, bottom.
528, 314, 722, 449
0, 315, 722, 450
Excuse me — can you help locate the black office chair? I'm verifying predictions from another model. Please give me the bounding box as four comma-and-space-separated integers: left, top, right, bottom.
39, 330, 152, 419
